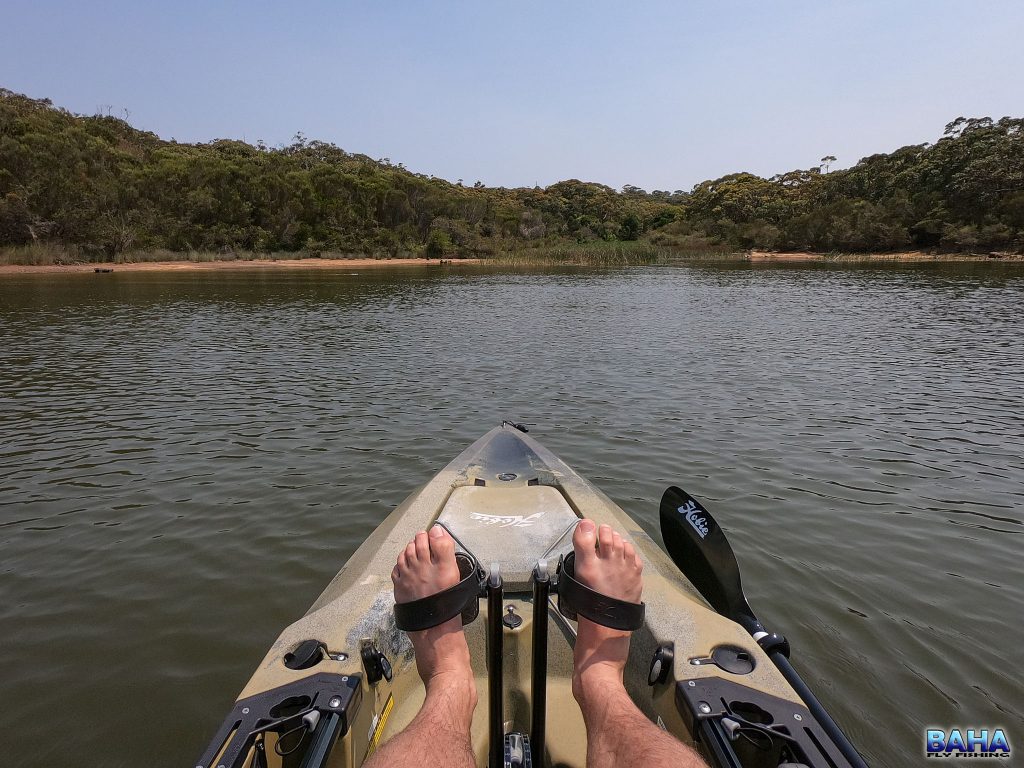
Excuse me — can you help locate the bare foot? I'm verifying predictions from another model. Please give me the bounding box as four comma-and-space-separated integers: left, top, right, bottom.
392, 526, 477, 704
570, 520, 644, 702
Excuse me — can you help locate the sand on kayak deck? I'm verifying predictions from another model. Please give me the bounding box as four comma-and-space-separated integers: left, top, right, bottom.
0, 258, 481, 275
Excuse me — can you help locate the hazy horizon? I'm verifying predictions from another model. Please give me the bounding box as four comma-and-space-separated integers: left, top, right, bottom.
4, 0, 1022, 192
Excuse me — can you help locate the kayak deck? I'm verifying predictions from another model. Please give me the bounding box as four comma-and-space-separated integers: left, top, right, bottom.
199, 425, 840, 768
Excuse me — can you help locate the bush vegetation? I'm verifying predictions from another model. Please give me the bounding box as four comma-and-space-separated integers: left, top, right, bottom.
496, 241, 667, 266
1, 88, 1021, 263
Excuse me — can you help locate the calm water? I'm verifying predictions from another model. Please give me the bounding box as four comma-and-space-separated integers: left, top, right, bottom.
1, 263, 1021, 767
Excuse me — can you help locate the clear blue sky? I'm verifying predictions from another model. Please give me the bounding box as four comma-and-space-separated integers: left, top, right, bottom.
4, 0, 1022, 191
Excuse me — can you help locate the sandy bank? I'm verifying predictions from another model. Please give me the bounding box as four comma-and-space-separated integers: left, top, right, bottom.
0, 257, 481, 275
747, 250, 1023, 263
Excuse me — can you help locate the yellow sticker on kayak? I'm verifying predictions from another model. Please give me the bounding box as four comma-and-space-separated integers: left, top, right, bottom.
364, 693, 394, 759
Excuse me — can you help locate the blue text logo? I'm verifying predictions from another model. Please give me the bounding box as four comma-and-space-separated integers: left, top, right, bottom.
926, 728, 1010, 759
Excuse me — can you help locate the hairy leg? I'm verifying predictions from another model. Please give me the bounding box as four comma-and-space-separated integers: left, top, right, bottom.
364, 526, 477, 768
571, 520, 707, 768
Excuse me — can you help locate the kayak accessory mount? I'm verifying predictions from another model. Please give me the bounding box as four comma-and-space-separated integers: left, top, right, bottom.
194, 673, 360, 768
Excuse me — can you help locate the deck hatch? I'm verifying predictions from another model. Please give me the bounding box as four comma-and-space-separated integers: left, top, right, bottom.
437, 485, 578, 590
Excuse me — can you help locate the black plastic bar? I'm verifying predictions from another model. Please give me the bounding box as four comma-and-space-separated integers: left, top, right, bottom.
297, 712, 343, 768
487, 564, 504, 768
696, 717, 743, 768
530, 561, 550, 765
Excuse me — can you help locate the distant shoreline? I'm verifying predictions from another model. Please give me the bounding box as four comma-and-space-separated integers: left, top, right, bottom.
2, 251, 1021, 275
745, 250, 1023, 263
0, 257, 481, 274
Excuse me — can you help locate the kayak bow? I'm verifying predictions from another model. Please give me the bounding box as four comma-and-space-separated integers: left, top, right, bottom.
196, 425, 865, 768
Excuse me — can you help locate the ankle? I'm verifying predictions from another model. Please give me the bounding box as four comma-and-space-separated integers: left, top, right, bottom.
572, 661, 624, 705
425, 666, 476, 693
424, 669, 479, 724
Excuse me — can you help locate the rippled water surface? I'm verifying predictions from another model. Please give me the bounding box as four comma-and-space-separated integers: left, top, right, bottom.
1, 263, 1022, 767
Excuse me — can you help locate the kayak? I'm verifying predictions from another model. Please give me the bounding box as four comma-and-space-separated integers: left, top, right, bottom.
197, 424, 865, 768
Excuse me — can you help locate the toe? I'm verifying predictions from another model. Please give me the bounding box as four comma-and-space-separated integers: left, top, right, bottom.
414, 531, 430, 562
405, 540, 418, 565
573, 519, 598, 563
627, 542, 643, 572
611, 530, 625, 558
597, 525, 623, 559
623, 540, 637, 563
393, 551, 407, 583
428, 524, 455, 564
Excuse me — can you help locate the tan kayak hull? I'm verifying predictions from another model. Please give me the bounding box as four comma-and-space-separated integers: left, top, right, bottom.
213, 426, 808, 767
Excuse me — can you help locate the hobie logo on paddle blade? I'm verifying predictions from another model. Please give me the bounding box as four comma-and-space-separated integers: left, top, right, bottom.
469, 512, 544, 528
678, 501, 709, 539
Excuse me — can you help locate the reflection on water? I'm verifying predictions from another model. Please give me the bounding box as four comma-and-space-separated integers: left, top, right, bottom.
1, 262, 1022, 767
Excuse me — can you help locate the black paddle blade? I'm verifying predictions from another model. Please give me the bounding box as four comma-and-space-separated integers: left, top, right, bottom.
659, 486, 756, 626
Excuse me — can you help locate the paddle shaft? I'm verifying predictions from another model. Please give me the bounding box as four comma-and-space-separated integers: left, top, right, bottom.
769, 651, 868, 768
660, 486, 867, 768
731, 586, 868, 766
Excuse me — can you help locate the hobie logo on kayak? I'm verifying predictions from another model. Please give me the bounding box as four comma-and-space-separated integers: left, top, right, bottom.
470, 512, 544, 528
679, 501, 709, 539
926, 727, 1010, 759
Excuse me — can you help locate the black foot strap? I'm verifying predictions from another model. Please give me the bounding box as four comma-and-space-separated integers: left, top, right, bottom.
556, 551, 645, 631
395, 553, 485, 631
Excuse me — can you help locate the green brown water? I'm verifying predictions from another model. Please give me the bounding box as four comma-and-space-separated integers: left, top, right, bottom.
1, 263, 1021, 766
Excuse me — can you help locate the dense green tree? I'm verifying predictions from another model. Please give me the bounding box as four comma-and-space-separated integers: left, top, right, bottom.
619, 214, 641, 241
424, 228, 452, 258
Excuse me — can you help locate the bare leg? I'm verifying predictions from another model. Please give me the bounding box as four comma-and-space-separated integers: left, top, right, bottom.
364, 526, 477, 768
571, 520, 707, 768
